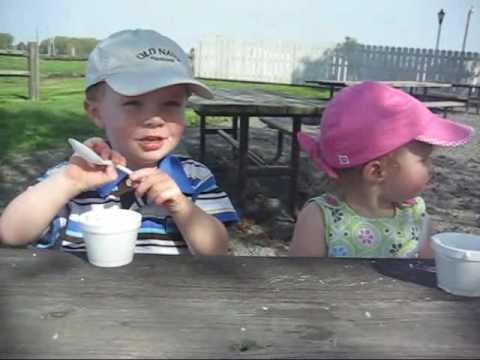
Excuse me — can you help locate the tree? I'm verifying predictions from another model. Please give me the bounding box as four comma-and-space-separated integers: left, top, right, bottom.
331, 36, 363, 80
334, 36, 362, 52
39, 36, 97, 57
0, 33, 14, 49
16, 42, 27, 51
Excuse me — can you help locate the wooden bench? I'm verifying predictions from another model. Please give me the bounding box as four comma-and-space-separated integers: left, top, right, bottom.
216, 128, 266, 166
259, 117, 319, 162
468, 97, 480, 114
422, 101, 467, 117
452, 83, 480, 114
422, 85, 479, 114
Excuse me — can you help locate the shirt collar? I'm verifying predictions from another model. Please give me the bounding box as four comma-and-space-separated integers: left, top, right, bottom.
96, 154, 194, 198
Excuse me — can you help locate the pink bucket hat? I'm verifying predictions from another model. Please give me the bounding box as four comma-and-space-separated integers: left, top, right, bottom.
298, 81, 474, 178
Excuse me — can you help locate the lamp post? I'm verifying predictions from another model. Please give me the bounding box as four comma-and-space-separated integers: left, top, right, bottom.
461, 7, 474, 52
435, 9, 446, 51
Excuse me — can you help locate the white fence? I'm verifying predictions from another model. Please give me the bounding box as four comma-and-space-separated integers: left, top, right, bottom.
193, 36, 480, 85
193, 36, 333, 84
330, 45, 480, 85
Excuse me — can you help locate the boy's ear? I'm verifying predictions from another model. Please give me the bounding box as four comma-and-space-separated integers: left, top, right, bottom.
362, 160, 386, 183
83, 99, 104, 128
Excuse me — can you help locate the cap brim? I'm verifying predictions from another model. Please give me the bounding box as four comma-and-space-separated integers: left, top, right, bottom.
105, 70, 214, 99
416, 114, 474, 147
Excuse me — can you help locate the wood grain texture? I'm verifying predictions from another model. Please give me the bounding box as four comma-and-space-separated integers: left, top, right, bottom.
1, 248, 479, 358
189, 88, 328, 117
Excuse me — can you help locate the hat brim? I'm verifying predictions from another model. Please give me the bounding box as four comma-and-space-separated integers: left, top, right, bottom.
105, 70, 214, 99
416, 113, 474, 147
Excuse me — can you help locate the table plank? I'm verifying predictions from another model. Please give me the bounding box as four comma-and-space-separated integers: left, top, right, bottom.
189, 88, 328, 116
306, 80, 452, 89
1, 248, 479, 358
305, 80, 453, 100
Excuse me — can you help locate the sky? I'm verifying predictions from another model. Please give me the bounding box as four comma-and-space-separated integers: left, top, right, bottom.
1, 0, 479, 53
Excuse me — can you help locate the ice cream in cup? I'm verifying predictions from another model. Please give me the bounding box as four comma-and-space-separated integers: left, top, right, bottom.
79, 209, 141, 267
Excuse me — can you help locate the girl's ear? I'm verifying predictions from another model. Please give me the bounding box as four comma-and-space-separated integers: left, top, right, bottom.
84, 100, 104, 129
362, 160, 386, 183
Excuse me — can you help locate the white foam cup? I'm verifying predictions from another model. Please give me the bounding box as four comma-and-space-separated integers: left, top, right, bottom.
79, 209, 142, 267
431, 232, 480, 297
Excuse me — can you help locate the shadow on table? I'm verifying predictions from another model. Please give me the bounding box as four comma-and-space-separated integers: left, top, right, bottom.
371, 259, 437, 288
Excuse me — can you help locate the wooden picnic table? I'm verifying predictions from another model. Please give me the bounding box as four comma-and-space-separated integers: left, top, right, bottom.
305, 80, 452, 99
1, 248, 480, 358
188, 88, 329, 215
451, 83, 480, 113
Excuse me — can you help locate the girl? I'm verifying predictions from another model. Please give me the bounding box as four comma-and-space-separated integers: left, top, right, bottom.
289, 81, 474, 258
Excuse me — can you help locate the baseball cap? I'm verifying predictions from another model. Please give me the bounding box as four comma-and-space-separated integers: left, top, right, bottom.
85, 29, 213, 99
298, 81, 474, 178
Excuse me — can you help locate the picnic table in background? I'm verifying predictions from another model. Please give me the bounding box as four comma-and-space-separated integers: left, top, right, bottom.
451, 83, 480, 113
188, 88, 328, 216
305, 80, 466, 116
2, 248, 480, 358
305, 80, 452, 99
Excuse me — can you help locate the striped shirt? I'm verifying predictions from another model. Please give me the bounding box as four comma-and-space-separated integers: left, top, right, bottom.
34, 154, 239, 255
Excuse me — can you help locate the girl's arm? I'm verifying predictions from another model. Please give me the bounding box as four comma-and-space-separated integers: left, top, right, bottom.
288, 202, 327, 257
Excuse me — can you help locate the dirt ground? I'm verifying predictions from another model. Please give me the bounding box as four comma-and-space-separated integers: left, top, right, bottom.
1, 110, 479, 256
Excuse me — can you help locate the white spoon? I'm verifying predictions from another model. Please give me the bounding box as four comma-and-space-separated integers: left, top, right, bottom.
68, 138, 133, 175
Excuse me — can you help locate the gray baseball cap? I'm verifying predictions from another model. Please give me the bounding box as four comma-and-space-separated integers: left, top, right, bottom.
85, 29, 213, 99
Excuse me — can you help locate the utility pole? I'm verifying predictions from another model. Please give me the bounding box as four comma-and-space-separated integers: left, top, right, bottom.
461, 6, 474, 52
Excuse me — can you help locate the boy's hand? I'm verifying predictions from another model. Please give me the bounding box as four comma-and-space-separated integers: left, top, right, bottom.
64, 138, 127, 192
129, 168, 190, 215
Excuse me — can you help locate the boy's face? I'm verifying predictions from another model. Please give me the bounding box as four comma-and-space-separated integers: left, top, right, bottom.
85, 84, 187, 170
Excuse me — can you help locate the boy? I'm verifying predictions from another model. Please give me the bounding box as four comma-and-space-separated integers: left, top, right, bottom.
0, 29, 238, 255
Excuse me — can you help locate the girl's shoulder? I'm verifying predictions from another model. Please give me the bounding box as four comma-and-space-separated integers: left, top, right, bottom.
308, 193, 344, 209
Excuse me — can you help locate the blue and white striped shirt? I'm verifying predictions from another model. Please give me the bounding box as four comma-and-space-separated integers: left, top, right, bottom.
34, 154, 239, 255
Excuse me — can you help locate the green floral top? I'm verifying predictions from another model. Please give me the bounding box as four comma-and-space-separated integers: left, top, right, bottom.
310, 194, 427, 258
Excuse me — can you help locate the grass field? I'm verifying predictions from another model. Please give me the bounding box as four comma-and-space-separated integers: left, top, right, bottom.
0, 55, 326, 161
0, 55, 85, 76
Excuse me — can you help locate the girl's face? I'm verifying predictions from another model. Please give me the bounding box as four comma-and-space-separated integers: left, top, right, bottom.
383, 141, 433, 203
88, 84, 187, 170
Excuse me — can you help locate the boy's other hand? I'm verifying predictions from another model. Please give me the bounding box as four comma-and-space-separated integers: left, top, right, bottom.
64, 138, 127, 192
129, 168, 189, 215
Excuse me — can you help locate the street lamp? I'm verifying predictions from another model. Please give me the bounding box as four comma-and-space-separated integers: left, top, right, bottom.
461, 6, 474, 52
435, 8, 446, 51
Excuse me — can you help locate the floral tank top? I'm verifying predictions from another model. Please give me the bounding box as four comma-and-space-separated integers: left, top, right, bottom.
310, 194, 427, 258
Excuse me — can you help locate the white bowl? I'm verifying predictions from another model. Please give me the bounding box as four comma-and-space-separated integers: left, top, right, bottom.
79, 209, 142, 268
431, 232, 480, 297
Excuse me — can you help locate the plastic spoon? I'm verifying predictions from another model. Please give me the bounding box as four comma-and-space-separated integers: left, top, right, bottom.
68, 138, 133, 175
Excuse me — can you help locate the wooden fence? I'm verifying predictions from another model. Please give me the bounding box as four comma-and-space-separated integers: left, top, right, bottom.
0, 43, 88, 100
329, 45, 480, 85
0, 42, 40, 100
193, 37, 480, 86
3, 39, 479, 101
